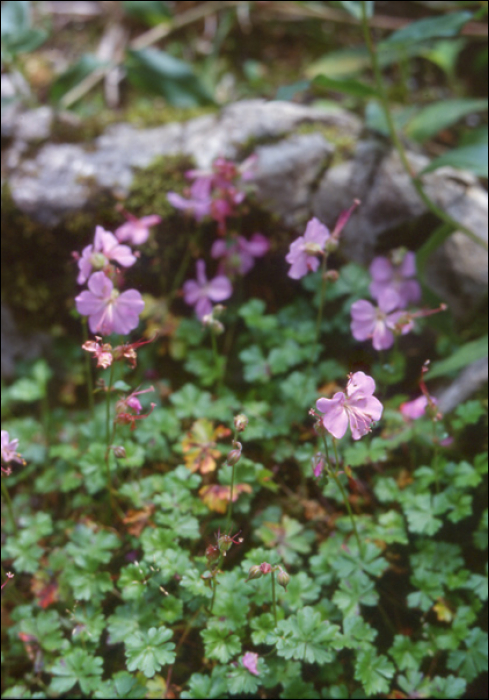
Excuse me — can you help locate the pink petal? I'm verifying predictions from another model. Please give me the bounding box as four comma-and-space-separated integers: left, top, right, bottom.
207, 276, 232, 302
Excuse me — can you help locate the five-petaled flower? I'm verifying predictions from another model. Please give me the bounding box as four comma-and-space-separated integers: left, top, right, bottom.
316, 371, 383, 440
183, 260, 232, 320
285, 217, 330, 279
242, 652, 260, 677
75, 271, 144, 336
115, 212, 162, 246
76, 226, 136, 285
211, 233, 269, 275
369, 249, 421, 309
1, 431, 25, 474
350, 289, 413, 351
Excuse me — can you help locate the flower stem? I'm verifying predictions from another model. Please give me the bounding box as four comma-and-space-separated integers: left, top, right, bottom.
104, 364, 116, 516
1, 480, 18, 535
225, 462, 236, 533
82, 318, 94, 417
271, 569, 278, 627
210, 327, 222, 393
309, 254, 328, 373
323, 436, 364, 558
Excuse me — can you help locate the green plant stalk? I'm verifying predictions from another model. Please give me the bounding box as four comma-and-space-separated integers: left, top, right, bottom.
104, 364, 116, 515
271, 569, 278, 627
82, 318, 95, 417
324, 436, 364, 558
311, 254, 328, 368
360, 2, 487, 252
1, 480, 18, 535
210, 327, 223, 393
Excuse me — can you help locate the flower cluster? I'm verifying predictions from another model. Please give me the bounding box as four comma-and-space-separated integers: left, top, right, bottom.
73, 212, 159, 336
245, 561, 290, 590
171, 156, 269, 321
167, 155, 256, 235
350, 248, 445, 351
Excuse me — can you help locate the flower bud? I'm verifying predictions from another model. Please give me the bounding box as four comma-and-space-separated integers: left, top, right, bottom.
276, 567, 290, 591
234, 414, 249, 432
226, 441, 242, 466
245, 564, 263, 582
113, 445, 127, 459
259, 562, 272, 575
218, 534, 233, 553
312, 452, 325, 478
205, 544, 220, 564
325, 269, 339, 282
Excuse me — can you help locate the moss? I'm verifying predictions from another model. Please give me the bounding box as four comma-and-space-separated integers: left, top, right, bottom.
295, 122, 357, 165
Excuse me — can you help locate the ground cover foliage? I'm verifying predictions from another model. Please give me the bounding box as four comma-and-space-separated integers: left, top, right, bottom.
1, 1, 488, 699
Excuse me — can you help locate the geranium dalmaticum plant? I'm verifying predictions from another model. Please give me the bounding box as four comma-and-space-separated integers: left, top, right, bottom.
114, 210, 162, 245
114, 387, 156, 431
75, 271, 145, 335
211, 233, 269, 276
285, 200, 359, 280
183, 260, 232, 320
1, 430, 26, 473
75, 225, 137, 285
315, 372, 383, 441
369, 248, 421, 309
82, 335, 156, 369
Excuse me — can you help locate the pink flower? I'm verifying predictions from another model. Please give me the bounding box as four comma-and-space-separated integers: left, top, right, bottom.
350, 290, 413, 351
286, 217, 331, 279
400, 395, 431, 420
1, 431, 25, 465
316, 371, 383, 440
77, 226, 136, 285
114, 386, 156, 431
183, 260, 232, 320
242, 652, 260, 677
115, 213, 162, 245
369, 250, 421, 309
75, 271, 144, 336
211, 233, 269, 275
167, 176, 213, 221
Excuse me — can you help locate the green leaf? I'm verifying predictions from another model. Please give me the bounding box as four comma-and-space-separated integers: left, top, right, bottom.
93, 671, 147, 699
389, 635, 429, 672
274, 607, 342, 664
18, 610, 65, 652
50, 648, 103, 695
355, 648, 395, 696
428, 336, 488, 379
421, 143, 488, 178
1, 1, 30, 37
239, 345, 269, 383
181, 667, 228, 699
447, 627, 488, 683
50, 54, 107, 103
66, 565, 114, 601
122, 0, 171, 25
126, 48, 213, 107
124, 627, 175, 678
65, 524, 119, 567
333, 1, 373, 21
227, 661, 265, 696
405, 98, 488, 143
333, 576, 378, 617
384, 11, 472, 46
404, 493, 443, 536
201, 623, 241, 663
251, 613, 277, 645
453, 401, 486, 428
312, 75, 378, 98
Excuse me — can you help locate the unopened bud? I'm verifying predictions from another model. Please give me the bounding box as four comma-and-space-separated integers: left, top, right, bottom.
324, 237, 339, 254
218, 535, 233, 554
234, 414, 249, 432
213, 305, 225, 317
325, 269, 339, 282
259, 562, 272, 575
227, 441, 242, 466
276, 567, 290, 591
245, 564, 263, 582
113, 445, 127, 459
312, 452, 325, 478
205, 544, 220, 563
313, 419, 327, 436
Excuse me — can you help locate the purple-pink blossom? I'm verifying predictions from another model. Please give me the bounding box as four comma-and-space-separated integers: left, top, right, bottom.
242, 652, 260, 677
316, 371, 383, 440
400, 395, 432, 420
167, 176, 213, 221
211, 233, 269, 275
115, 213, 162, 245
350, 290, 413, 351
183, 260, 232, 320
369, 250, 421, 309
285, 217, 330, 279
75, 271, 144, 336
1, 431, 24, 466
76, 226, 136, 285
